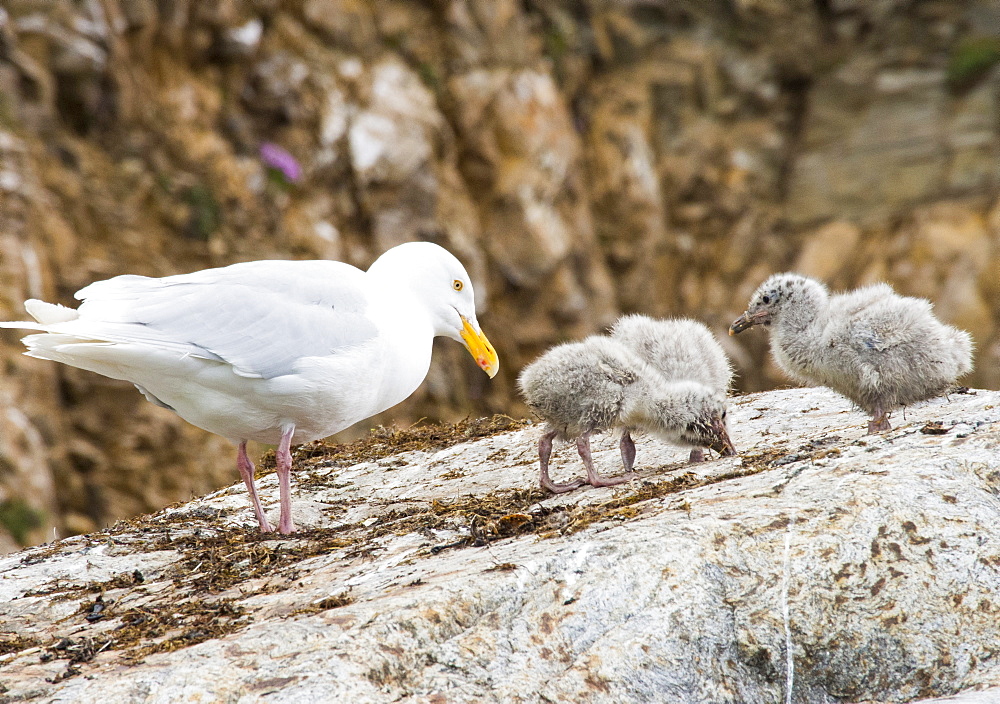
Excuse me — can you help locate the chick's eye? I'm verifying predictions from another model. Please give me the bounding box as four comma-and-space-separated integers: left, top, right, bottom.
453, 279, 464, 291
762, 295, 771, 304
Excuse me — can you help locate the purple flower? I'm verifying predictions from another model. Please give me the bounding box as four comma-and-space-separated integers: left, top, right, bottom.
259, 142, 302, 183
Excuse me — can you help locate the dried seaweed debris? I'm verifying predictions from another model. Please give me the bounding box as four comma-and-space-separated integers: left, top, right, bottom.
257, 415, 529, 475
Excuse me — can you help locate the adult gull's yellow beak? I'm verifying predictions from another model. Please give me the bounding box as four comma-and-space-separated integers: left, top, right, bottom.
460, 316, 499, 378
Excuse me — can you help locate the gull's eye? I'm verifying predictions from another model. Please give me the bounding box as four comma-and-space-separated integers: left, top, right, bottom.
453, 279, 464, 291
762, 295, 771, 304
722, 409, 727, 419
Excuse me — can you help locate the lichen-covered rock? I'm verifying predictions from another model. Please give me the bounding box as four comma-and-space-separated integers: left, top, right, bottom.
0, 388, 999, 702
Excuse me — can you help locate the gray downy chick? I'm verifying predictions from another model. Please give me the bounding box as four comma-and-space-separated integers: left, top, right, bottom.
518, 336, 736, 493
611, 314, 735, 462
730, 273, 973, 433
611, 314, 734, 390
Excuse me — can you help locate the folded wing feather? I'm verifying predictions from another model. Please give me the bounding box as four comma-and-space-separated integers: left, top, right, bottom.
4, 261, 381, 380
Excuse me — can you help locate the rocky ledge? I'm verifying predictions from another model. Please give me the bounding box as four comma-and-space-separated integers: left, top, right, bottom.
1, 386, 999, 703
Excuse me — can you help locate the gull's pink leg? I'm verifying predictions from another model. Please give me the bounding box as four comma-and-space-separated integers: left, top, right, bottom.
578, 431, 635, 488
237, 442, 274, 532
620, 431, 636, 472
689, 448, 705, 463
276, 425, 297, 534
539, 430, 586, 494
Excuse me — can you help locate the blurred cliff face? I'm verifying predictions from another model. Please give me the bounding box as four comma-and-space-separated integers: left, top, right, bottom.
0, 0, 998, 547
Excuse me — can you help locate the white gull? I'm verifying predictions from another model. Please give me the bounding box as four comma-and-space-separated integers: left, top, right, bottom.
1, 242, 499, 533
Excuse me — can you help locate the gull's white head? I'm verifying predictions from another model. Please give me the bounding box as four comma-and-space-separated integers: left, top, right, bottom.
368, 242, 499, 378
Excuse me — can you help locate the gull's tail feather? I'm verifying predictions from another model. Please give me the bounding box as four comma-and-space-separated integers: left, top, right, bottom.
25, 299, 79, 324
0, 299, 78, 331
19, 333, 109, 366
18, 333, 160, 384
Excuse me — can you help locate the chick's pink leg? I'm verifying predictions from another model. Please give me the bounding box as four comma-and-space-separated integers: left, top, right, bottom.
539, 430, 586, 493
620, 431, 637, 472
867, 404, 892, 434
237, 442, 274, 533
578, 432, 635, 488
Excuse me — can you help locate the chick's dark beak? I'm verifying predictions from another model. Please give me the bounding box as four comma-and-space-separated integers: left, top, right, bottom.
709, 415, 737, 457
729, 314, 751, 335
729, 310, 770, 335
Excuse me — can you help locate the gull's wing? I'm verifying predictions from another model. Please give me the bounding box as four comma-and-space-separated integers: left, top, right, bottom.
59, 260, 379, 379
